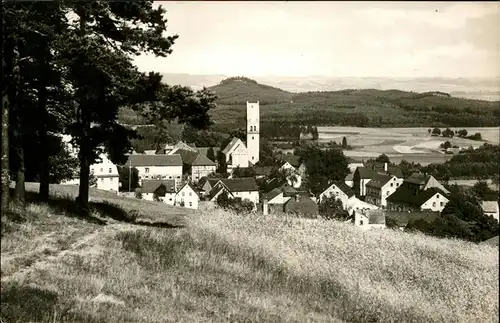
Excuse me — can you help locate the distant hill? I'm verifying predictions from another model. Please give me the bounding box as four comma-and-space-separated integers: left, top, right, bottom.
207, 76, 293, 105
161, 73, 500, 102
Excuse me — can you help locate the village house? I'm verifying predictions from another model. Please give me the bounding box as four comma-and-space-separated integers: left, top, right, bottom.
126, 154, 183, 185
404, 173, 450, 194
140, 179, 177, 204
173, 149, 217, 183
345, 196, 380, 216
175, 182, 200, 209
139, 179, 199, 209
278, 154, 306, 188
89, 154, 120, 193
317, 181, 355, 208
156, 141, 197, 155
386, 182, 449, 212
208, 177, 260, 205
283, 194, 319, 217
59, 135, 119, 193
481, 201, 499, 222
352, 163, 403, 198
364, 173, 404, 207
353, 209, 386, 230
222, 137, 250, 170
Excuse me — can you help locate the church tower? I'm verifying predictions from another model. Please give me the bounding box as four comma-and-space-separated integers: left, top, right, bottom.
246, 101, 260, 164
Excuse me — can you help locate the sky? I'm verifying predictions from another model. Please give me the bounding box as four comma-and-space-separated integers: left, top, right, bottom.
133, 1, 499, 78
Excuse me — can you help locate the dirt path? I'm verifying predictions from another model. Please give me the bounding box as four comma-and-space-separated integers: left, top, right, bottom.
1, 222, 134, 284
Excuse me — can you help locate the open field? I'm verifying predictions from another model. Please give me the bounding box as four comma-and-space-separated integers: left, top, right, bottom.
1, 184, 499, 322
319, 126, 499, 165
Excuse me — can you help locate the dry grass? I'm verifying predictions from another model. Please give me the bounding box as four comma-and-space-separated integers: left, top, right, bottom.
1, 187, 498, 322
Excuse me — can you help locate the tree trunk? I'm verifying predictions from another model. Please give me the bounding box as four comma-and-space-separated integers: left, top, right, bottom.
1, 92, 10, 215
38, 84, 50, 201
77, 147, 91, 215
14, 140, 25, 204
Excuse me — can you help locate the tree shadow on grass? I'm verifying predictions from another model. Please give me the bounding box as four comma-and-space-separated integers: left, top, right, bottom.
0, 282, 59, 323
7, 188, 185, 229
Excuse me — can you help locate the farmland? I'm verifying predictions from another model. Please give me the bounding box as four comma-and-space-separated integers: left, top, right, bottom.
319, 126, 500, 165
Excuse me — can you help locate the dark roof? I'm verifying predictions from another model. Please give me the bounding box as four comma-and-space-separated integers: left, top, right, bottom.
281, 154, 302, 168
284, 196, 318, 216
208, 185, 232, 201
387, 184, 447, 207
345, 173, 354, 181
356, 167, 377, 179
126, 154, 183, 167
177, 149, 199, 165
318, 181, 355, 197
220, 178, 259, 192
385, 211, 439, 227
196, 147, 220, 156
366, 173, 393, 189
254, 166, 273, 176
191, 153, 216, 166
366, 210, 386, 225
274, 143, 294, 150
140, 180, 176, 194
264, 184, 298, 201
405, 173, 430, 185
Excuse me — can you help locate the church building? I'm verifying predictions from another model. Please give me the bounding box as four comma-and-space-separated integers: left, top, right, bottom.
223, 101, 260, 171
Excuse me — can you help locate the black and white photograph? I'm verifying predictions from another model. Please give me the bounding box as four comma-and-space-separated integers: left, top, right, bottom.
1, 1, 499, 322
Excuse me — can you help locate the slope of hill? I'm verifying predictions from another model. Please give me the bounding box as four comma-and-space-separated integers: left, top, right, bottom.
208, 76, 293, 105
1, 183, 498, 322
206, 78, 499, 129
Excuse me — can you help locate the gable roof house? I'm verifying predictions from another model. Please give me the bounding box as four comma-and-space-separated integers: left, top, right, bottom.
140, 179, 177, 204
481, 201, 499, 222
405, 173, 450, 194
208, 177, 260, 205
283, 194, 319, 218
222, 137, 249, 170
365, 173, 404, 207
175, 149, 217, 183
387, 183, 449, 212
354, 209, 386, 230
126, 154, 183, 184
175, 182, 199, 209
352, 163, 404, 198
317, 181, 355, 209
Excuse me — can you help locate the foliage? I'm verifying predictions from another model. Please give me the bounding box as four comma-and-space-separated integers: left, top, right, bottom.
471, 181, 499, 201
134, 188, 143, 200
342, 137, 348, 149
216, 191, 254, 213
117, 165, 139, 192
441, 128, 454, 138
440, 141, 452, 150
407, 187, 499, 242
318, 196, 349, 220
207, 147, 216, 162
431, 128, 441, 136
232, 166, 256, 178
295, 142, 349, 194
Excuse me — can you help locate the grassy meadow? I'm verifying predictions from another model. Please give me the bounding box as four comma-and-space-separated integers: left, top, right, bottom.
1, 184, 498, 322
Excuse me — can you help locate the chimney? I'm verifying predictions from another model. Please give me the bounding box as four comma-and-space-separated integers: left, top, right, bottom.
384, 162, 388, 172
263, 199, 269, 215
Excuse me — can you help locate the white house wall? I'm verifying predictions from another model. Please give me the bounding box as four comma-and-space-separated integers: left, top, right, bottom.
232, 191, 259, 205
319, 184, 349, 208
191, 165, 216, 182
136, 165, 183, 183
420, 193, 449, 212
175, 185, 199, 209
379, 177, 404, 206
